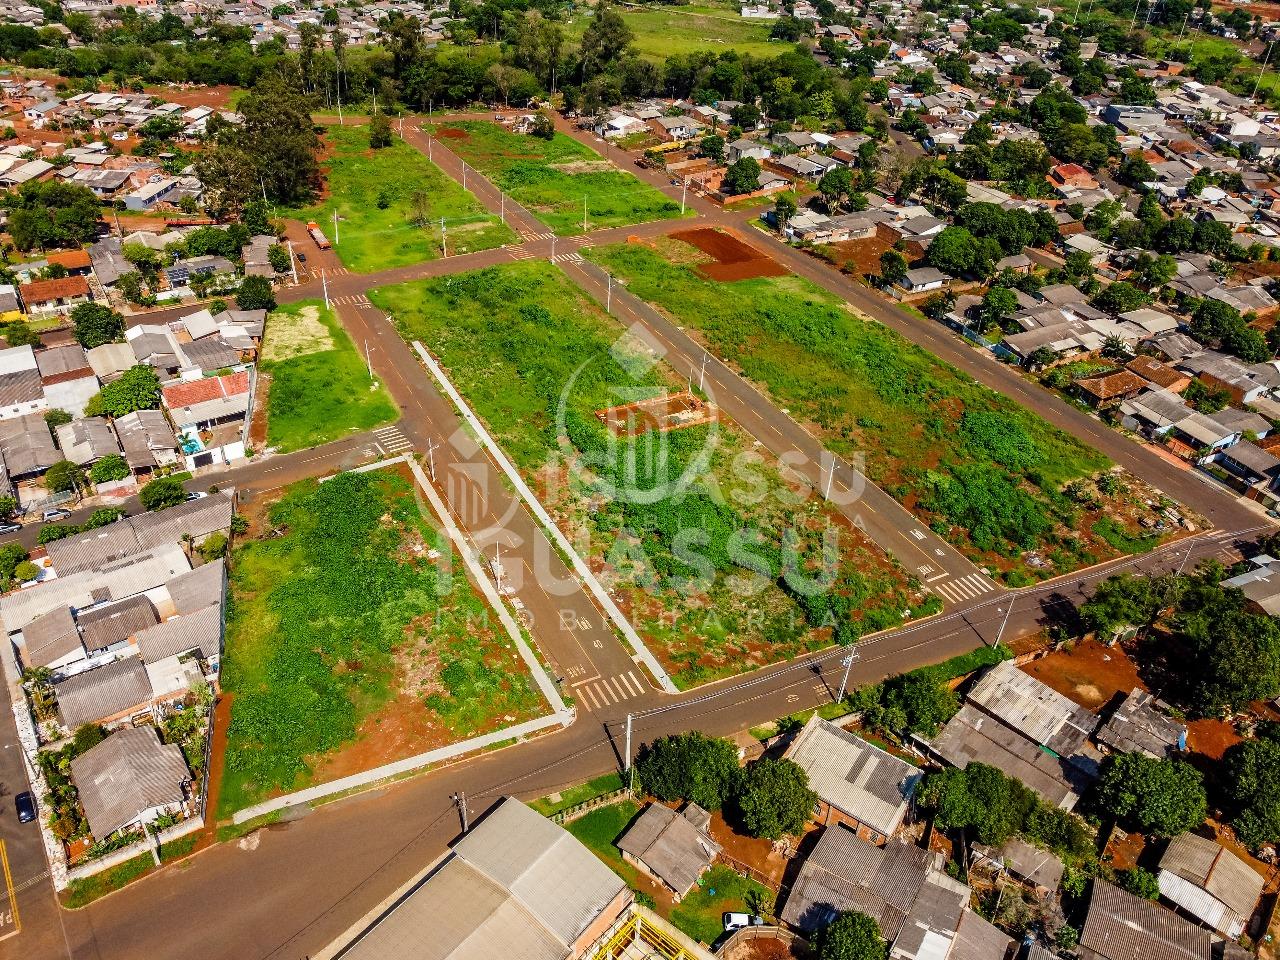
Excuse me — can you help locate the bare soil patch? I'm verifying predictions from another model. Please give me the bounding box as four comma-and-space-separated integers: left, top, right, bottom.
671, 227, 789, 281
1186, 717, 1242, 760
725, 938, 807, 960
596, 391, 717, 436
1020, 639, 1146, 710
550, 160, 617, 174
436, 126, 469, 140
261, 304, 334, 363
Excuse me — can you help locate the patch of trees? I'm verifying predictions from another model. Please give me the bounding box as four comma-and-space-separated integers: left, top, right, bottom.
1187, 298, 1270, 363
813, 911, 887, 960
83, 365, 162, 418
635, 731, 816, 839
139, 475, 188, 511
1090, 752, 1207, 836
1223, 722, 1280, 849
5, 180, 103, 252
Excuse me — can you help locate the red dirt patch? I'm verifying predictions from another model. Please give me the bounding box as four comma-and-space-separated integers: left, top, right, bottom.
724, 938, 806, 960
436, 126, 469, 140
1186, 717, 1242, 760
671, 227, 789, 282
1020, 639, 1146, 710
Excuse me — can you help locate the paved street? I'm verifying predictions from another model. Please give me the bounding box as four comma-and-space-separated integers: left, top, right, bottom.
1, 111, 1274, 960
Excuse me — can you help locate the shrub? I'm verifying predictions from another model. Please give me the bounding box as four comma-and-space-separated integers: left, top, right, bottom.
139, 476, 187, 511
13, 560, 39, 582
89, 454, 130, 484
732, 758, 815, 840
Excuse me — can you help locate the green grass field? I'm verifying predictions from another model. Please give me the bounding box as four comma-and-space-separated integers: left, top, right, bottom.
258, 300, 397, 453
564, 2, 782, 60
587, 238, 1118, 579
218, 470, 540, 814
426, 121, 686, 236
372, 261, 923, 687
292, 123, 516, 272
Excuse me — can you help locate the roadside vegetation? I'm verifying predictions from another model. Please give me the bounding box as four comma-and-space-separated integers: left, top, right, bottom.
219, 469, 539, 814
425, 120, 685, 236
290, 123, 515, 272
587, 238, 1180, 583
373, 261, 930, 688
258, 300, 397, 453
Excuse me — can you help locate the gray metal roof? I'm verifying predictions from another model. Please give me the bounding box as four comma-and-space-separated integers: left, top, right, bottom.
77, 594, 159, 652
965, 661, 1098, 756
166, 558, 225, 615
55, 656, 153, 729
1079, 881, 1211, 960
113, 409, 176, 470
1094, 689, 1182, 759
21, 605, 83, 668
35, 344, 90, 380
1158, 834, 1264, 930
892, 871, 968, 960
616, 803, 719, 896
930, 705, 1082, 810
951, 910, 1013, 960
134, 603, 221, 664
0, 411, 59, 477
179, 337, 239, 373
784, 715, 920, 837
55, 417, 122, 466
973, 838, 1064, 892
69, 725, 189, 839
341, 798, 628, 960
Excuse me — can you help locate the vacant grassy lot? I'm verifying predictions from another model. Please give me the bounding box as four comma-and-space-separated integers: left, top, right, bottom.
564, 801, 772, 945
427, 121, 685, 236
587, 238, 1136, 582
219, 470, 540, 814
372, 261, 924, 687
564, 1, 781, 60
292, 123, 515, 272
258, 300, 397, 453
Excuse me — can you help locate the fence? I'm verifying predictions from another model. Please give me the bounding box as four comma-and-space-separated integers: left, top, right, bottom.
64, 816, 203, 885
551, 787, 634, 825
714, 926, 808, 958
716, 851, 786, 894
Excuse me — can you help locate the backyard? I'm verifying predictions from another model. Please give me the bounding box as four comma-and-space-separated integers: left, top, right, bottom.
371, 261, 929, 688
426, 120, 686, 236
563, 1, 781, 60
564, 800, 775, 947
257, 300, 397, 453
586, 236, 1180, 582
217, 467, 542, 814
290, 123, 516, 272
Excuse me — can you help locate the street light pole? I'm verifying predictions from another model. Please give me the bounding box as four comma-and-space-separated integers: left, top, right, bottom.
836, 647, 859, 703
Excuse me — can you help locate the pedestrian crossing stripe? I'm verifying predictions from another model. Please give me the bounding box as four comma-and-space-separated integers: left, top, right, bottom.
551, 253, 583, 264
520, 231, 555, 240
572, 671, 646, 710
928, 573, 997, 603
373, 427, 413, 453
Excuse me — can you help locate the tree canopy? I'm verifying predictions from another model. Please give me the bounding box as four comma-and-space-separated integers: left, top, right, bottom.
1091, 752, 1207, 836
71, 303, 125, 350
813, 911, 887, 960
139, 475, 188, 512
635, 732, 740, 811
83, 364, 161, 418
732, 757, 815, 840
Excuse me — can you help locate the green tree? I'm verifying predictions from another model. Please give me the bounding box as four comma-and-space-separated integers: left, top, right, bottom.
1224, 727, 1280, 849
369, 112, 393, 149
71, 723, 107, 755
268, 244, 291, 273
813, 911, 886, 960
879, 249, 908, 286
139, 475, 187, 511
818, 167, 855, 211
43, 409, 72, 430
12, 560, 38, 583
84, 365, 162, 418
0, 542, 25, 583
578, 2, 634, 80
71, 303, 124, 349
89, 454, 130, 484
1091, 281, 1150, 315
1117, 867, 1161, 900
1079, 572, 1182, 638
979, 286, 1018, 330
6, 180, 103, 251
1091, 753, 1207, 836
4, 320, 40, 348
879, 670, 958, 736
926, 226, 978, 277
236, 274, 277, 311
199, 531, 228, 562
45, 459, 84, 495
1177, 580, 1280, 714
774, 194, 798, 232
722, 157, 760, 196
700, 134, 725, 164
733, 758, 815, 839
635, 732, 740, 811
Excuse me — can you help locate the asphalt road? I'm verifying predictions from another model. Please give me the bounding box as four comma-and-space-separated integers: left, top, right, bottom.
2, 112, 1274, 959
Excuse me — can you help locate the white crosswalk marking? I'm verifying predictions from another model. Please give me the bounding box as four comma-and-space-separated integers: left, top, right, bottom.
929, 573, 997, 604
572, 671, 646, 711
507, 247, 535, 260
520, 230, 555, 240
551, 252, 584, 264
566, 235, 591, 243
373, 426, 413, 454
332, 294, 370, 306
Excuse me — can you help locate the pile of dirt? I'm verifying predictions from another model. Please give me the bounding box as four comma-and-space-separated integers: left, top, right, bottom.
672, 227, 789, 282
436, 127, 469, 140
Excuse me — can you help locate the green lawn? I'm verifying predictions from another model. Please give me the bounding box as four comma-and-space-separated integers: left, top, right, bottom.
587, 238, 1119, 580
564, 802, 773, 946
371, 261, 923, 688
218, 470, 540, 815
291, 123, 516, 272
426, 121, 686, 236
529, 772, 625, 817
258, 300, 397, 453
564, 2, 782, 60
63, 854, 154, 909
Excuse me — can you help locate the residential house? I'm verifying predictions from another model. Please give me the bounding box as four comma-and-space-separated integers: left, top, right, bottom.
1049, 163, 1099, 190
85, 343, 138, 384
649, 115, 705, 142
54, 655, 155, 729
971, 838, 1063, 898
20, 605, 85, 671
55, 417, 122, 467
617, 802, 721, 901
135, 601, 222, 700
69, 725, 190, 841
1078, 881, 1210, 960
901, 266, 949, 293
1094, 689, 1185, 759
1221, 555, 1280, 615
0, 344, 47, 421
784, 714, 921, 843
161, 372, 251, 467
727, 138, 772, 163
113, 409, 178, 473
331, 798, 633, 960
1158, 834, 1265, 939
36, 344, 99, 419
19, 275, 92, 317
1073, 370, 1149, 409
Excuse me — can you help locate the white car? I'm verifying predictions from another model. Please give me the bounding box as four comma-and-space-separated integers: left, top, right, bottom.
110, 131, 128, 141
723, 913, 765, 932
41, 509, 70, 522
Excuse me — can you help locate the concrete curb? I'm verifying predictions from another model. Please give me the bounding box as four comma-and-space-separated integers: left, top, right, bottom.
410, 340, 679, 694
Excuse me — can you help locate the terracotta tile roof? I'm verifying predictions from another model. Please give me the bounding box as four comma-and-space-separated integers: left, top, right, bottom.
1076, 370, 1149, 401
161, 371, 249, 410
19, 275, 89, 304
1127, 356, 1189, 390
46, 249, 91, 270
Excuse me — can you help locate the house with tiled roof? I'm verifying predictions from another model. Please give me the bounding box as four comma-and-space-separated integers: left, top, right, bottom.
18, 275, 92, 317
161, 372, 250, 430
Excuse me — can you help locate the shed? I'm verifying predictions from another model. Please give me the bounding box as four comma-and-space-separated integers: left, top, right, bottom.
616, 802, 720, 900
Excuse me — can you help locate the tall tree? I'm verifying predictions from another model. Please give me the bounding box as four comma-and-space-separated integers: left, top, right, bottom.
814, 912, 886, 960
1092, 753, 1207, 836
579, 3, 633, 81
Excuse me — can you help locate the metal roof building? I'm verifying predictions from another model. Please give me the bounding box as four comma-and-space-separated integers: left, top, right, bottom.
1094, 689, 1184, 759
1157, 834, 1265, 939
616, 802, 719, 900
69, 725, 189, 840
55, 656, 153, 729
1080, 881, 1211, 960
965, 661, 1098, 756
337, 798, 631, 960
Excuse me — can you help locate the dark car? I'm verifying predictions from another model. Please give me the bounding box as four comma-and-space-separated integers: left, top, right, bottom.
0, 523, 19, 535
15, 791, 36, 823
297, 252, 307, 263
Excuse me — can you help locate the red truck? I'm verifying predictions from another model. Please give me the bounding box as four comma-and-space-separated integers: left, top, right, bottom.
306, 221, 331, 249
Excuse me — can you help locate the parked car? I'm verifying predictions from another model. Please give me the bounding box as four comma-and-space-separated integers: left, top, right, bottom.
41, 509, 70, 522
723, 914, 765, 932
184, 492, 208, 502
14, 791, 36, 823
0, 522, 20, 534
297, 251, 307, 263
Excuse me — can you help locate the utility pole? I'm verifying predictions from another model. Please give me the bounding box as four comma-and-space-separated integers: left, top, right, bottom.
441, 217, 447, 257
321, 268, 329, 310
824, 455, 836, 500
399, 112, 404, 139
365, 340, 372, 380
500, 193, 505, 224
1254, 41, 1275, 100
623, 713, 633, 773
583, 196, 588, 233
836, 646, 859, 703
333, 209, 339, 246
681, 179, 688, 215
451, 792, 469, 833
425, 437, 438, 481
606, 272, 612, 313
994, 601, 1014, 648
337, 84, 343, 126
286, 240, 298, 285
698, 350, 708, 391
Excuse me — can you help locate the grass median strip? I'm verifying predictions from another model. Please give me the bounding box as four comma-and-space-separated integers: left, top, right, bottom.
426, 120, 686, 236
291, 123, 516, 272
372, 261, 930, 688
259, 299, 397, 453
587, 236, 1184, 583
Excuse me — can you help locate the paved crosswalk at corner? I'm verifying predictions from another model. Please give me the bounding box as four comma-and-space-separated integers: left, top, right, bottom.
331, 294, 370, 307
373, 426, 413, 455
520, 230, 555, 241
507, 246, 536, 261
551, 252, 584, 264
572, 671, 646, 711
927, 573, 997, 604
